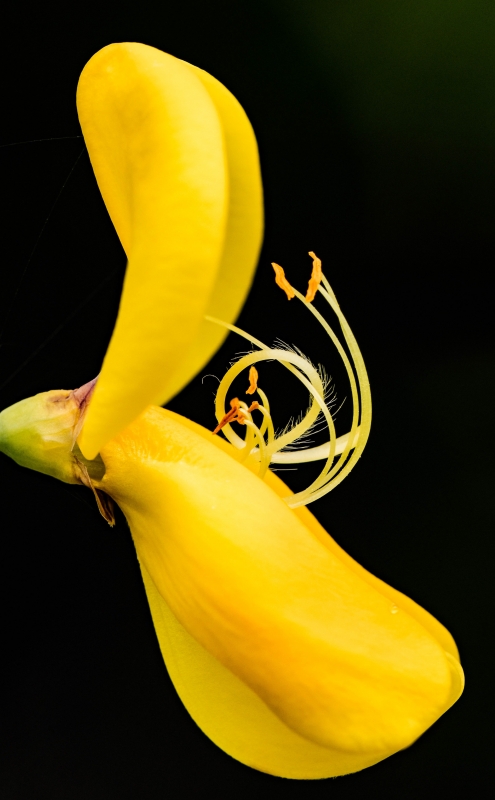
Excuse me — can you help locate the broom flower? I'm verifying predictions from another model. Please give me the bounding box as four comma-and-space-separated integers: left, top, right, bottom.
0, 43, 463, 780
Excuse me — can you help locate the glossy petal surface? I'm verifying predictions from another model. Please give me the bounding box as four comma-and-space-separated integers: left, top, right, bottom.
97, 407, 463, 776
77, 44, 262, 459
140, 561, 388, 779
161, 61, 263, 401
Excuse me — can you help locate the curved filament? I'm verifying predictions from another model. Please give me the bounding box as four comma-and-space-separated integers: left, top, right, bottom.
205, 258, 371, 507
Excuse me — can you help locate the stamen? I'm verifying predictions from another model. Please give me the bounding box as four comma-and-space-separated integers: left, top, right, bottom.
212, 398, 242, 435
272, 262, 295, 300
212, 398, 259, 435
205, 251, 371, 506
306, 251, 322, 303
246, 366, 259, 395
239, 401, 260, 423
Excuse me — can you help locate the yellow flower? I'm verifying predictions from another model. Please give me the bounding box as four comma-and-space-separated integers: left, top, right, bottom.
0, 42, 463, 780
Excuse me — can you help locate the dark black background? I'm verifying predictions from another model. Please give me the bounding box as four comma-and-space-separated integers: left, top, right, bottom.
1, 2, 494, 798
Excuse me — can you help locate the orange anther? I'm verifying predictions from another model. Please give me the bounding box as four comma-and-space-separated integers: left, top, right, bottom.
272, 262, 295, 300
246, 366, 259, 395
212, 398, 260, 435
235, 401, 260, 425
306, 251, 322, 302
212, 398, 241, 435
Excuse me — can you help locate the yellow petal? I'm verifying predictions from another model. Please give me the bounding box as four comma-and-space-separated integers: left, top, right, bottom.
139, 561, 388, 779
97, 407, 463, 777
159, 61, 263, 401
140, 562, 463, 779
76, 43, 263, 460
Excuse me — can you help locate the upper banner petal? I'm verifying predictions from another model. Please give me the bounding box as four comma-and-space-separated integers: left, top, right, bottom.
77, 43, 228, 459
160, 62, 263, 400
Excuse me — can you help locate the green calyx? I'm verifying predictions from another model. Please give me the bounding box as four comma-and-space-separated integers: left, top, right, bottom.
0, 379, 105, 485
0, 378, 114, 524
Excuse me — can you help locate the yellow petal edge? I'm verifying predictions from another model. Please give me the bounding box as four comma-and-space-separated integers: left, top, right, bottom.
97, 407, 464, 779
77, 43, 263, 460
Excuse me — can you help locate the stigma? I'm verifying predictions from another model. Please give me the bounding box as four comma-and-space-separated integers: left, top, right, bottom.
207, 253, 371, 508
